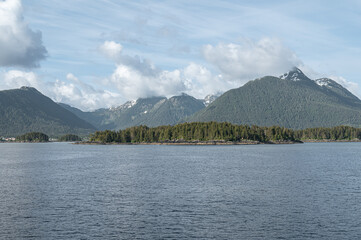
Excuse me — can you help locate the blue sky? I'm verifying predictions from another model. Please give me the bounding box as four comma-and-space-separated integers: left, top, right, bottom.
1, 0, 361, 110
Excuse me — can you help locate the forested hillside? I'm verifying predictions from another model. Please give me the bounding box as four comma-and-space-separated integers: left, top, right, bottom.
0, 87, 95, 137
188, 69, 361, 129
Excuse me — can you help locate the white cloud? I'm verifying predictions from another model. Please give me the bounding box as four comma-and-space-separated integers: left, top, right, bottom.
100, 40, 185, 99
202, 38, 302, 82
99, 41, 123, 62
2, 70, 42, 89
183, 63, 233, 98
108, 64, 186, 100
52, 75, 123, 111
0, 0, 47, 67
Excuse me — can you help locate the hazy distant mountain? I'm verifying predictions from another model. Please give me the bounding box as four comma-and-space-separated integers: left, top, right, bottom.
0, 87, 96, 137
188, 68, 361, 129
62, 93, 205, 130
58, 103, 115, 130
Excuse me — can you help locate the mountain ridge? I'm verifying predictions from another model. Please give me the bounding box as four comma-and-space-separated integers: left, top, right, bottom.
61, 93, 206, 130
2, 68, 360, 135
0, 86, 96, 137
187, 68, 361, 129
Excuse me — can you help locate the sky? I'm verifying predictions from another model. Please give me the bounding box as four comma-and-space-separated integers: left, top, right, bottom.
0, 0, 361, 111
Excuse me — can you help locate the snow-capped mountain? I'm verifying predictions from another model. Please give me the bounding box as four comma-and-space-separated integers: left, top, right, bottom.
279, 67, 311, 81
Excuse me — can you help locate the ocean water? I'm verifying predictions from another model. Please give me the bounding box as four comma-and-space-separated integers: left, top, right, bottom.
0, 142, 361, 239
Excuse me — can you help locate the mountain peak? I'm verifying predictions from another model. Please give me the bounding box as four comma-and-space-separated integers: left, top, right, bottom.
0, 87, 95, 137
110, 99, 137, 111
279, 67, 310, 82
20, 86, 40, 92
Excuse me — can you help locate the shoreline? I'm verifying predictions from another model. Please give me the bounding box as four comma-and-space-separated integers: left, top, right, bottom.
302, 139, 361, 143
3, 139, 361, 144
74, 140, 303, 145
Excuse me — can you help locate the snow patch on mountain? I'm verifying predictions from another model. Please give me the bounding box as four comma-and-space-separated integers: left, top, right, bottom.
203, 93, 222, 106
315, 78, 331, 87
110, 99, 137, 111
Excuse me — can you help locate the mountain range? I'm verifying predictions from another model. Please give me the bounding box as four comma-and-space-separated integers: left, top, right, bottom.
1, 68, 361, 137
60, 93, 206, 130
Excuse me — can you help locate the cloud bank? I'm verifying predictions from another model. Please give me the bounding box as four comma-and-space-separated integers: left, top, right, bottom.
0, 0, 47, 67
100, 41, 235, 100
100, 41, 186, 99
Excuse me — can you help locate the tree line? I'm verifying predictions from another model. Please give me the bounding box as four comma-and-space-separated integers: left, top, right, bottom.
90, 122, 361, 143
16, 132, 49, 142
14, 124, 361, 143
58, 134, 82, 142
89, 122, 297, 143
295, 125, 361, 140
15, 133, 82, 142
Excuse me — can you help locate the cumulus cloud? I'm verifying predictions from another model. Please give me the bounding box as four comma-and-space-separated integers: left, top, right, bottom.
202, 38, 302, 82
51, 73, 123, 111
0, 0, 47, 67
183, 63, 233, 98
100, 41, 188, 99
99, 41, 123, 62
2, 70, 42, 89
108, 64, 186, 100
0, 70, 123, 111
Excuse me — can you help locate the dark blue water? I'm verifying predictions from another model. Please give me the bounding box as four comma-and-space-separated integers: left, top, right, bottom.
1, 142, 361, 239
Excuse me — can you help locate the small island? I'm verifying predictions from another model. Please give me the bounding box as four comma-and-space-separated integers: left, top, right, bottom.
15, 132, 49, 142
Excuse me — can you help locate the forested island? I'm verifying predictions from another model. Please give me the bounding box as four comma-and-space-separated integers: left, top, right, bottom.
11, 133, 81, 143
16, 132, 49, 142
88, 122, 296, 144
87, 122, 361, 144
